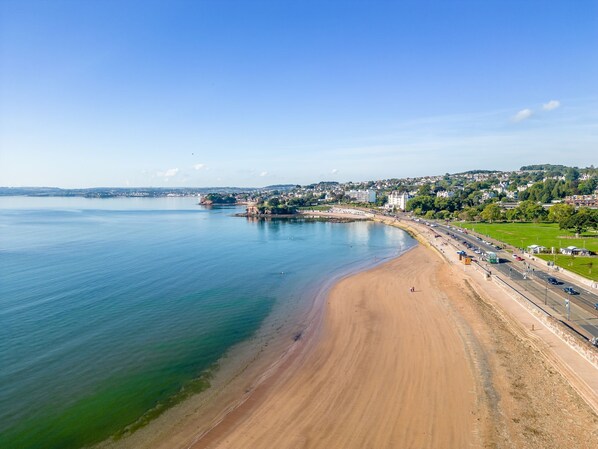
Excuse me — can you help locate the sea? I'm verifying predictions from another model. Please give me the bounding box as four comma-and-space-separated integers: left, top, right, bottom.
0, 197, 416, 449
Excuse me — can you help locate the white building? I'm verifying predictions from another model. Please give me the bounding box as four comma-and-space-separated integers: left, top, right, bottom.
387, 191, 411, 211
346, 189, 377, 203
436, 190, 455, 198
481, 191, 497, 201
560, 246, 590, 256
527, 244, 546, 254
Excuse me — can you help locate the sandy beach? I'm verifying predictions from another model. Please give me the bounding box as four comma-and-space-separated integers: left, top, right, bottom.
104, 229, 598, 449
189, 246, 482, 449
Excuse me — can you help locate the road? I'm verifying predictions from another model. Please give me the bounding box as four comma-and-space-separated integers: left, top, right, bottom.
430, 220, 598, 340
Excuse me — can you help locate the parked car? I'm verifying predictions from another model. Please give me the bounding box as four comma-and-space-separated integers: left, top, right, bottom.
512, 254, 518, 259
563, 287, 579, 295
546, 277, 559, 285
594, 303, 598, 311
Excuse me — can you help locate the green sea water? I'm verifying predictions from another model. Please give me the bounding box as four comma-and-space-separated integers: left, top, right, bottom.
0, 197, 415, 449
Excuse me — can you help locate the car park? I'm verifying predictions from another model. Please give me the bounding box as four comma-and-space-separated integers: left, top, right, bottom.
563, 287, 579, 295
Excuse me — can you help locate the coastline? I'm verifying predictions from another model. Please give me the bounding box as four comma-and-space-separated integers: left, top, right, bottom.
97, 229, 416, 449
100, 214, 598, 449
186, 245, 482, 448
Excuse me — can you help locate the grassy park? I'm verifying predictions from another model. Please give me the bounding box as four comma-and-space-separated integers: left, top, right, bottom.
454, 222, 598, 253
535, 254, 598, 281
454, 222, 598, 280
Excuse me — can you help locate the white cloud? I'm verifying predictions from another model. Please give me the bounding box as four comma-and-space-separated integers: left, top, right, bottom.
157, 168, 179, 178
193, 163, 206, 170
331, 168, 338, 174
543, 100, 560, 111
512, 108, 533, 122
259, 171, 268, 177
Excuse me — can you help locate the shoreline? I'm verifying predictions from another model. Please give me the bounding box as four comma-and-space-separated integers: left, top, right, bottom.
187, 246, 482, 448
97, 229, 416, 449
101, 214, 598, 449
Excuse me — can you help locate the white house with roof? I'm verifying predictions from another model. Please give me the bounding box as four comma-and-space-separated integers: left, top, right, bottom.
436, 190, 455, 198
560, 246, 590, 256
527, 244, 546, 254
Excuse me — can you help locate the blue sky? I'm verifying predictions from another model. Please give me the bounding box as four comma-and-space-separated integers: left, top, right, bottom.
1, 0, 597, 187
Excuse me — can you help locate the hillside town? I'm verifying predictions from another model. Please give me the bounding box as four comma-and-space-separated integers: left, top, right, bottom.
237, 164, 598, 218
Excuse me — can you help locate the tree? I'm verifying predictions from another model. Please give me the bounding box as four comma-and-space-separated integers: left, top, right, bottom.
376, 194, 388, 207
516, 200, 547, 221
578, 177, 598, 194
417, 184, 432, 196
480, 203, 502, 222
559, 208, 596, 236
505, 208, 523, 222
406, 195, 435, 214
548, 203, 575, 223
459, 207, 478, 221
565, 167, 580, 182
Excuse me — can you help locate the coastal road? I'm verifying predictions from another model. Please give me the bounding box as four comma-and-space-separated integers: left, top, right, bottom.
430, 221, 598, 340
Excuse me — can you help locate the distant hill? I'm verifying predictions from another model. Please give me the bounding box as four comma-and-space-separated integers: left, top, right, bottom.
0, 186, 259, 197
261, 184, 297, 191
453, 169, 500, 175
519, 164, 572, 171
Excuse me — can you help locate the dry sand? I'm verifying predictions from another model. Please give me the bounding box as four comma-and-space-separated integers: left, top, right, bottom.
190, 246, 482, 449
185, 243, 598, 449
106, 233, 598, 449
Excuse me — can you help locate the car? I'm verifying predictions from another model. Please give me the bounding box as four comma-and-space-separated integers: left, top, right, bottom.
563, 287, 579, 295
594, 303, 598, 311
512, 254, 518, 259
547, 277, 559, 285
516, 256, 524, 261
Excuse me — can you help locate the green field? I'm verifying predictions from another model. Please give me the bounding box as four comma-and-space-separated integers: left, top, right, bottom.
536, 254, 598, 282
454, 222, 598, 253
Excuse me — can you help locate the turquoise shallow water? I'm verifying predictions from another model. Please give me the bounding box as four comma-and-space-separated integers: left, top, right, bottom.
0, 197, 415, 449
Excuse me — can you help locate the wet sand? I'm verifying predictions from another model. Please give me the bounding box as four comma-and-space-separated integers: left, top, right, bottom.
104, 231, 598, 449
189, 246, 482, 449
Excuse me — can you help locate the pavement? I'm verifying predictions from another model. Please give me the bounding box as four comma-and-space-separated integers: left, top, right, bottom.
389, 215, 598, 415
430, 220, 598, 340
